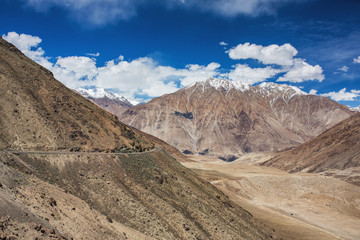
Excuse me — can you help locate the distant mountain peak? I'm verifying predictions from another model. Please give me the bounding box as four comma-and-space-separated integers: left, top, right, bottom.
206, 78, 251, 91
75, 88, 134, 105
184, 78, 250, 92
187, 78, 306, 98
257, 82, 306, 95
74, 87, 135, 117
254, 82, 307, 103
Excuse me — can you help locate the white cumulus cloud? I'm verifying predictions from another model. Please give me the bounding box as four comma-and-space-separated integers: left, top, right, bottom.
321, 88, 360, 101
309, 89, 318, 95
228, 64, 281, 85
2, 32, 220, 100
228, 42, 298, 66
3, 31, 327, 100
94, 59, 221, 97
2, 31, 53, 69
94, 57, 180, 97
52, 56, 98, 87
277, 59, 324, 83
227, 42, 324, 83
178, 62, 221, 86
219, 41, 228, 46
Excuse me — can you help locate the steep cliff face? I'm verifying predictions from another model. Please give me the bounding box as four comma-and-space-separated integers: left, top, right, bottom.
121, 79, 352, 157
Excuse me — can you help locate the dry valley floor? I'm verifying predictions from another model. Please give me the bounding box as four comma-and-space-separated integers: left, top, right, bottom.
183, 154, 360, 240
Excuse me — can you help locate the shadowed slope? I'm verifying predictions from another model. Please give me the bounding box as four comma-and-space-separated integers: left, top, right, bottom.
263, 113, 360, 185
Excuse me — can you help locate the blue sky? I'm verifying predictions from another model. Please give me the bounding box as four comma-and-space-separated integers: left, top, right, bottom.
1, 0, 360, 107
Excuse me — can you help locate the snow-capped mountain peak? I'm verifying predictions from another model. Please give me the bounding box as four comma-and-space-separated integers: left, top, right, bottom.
206, 78, 250, 91
187, 79, 305, 99
251, 82, 307, 104
75, 88, 131, 103
186, 78, 250, 92
256, 82, 306, 97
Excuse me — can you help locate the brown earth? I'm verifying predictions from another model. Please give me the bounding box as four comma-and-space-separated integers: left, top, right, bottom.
120, 79, 352, 157
0, 37, 153, 153
183, 155, 360, 240
0, 36, 281, 239
0, 150, 281, 240
262, 112, 360, 186
0, 156, 152, 240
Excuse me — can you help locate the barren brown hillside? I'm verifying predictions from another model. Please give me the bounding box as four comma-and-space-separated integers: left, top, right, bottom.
0, 37, 153, 152
263, 113, 360, 185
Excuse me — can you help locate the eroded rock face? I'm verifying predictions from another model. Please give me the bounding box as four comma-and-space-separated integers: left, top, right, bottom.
120, 79, 353, 156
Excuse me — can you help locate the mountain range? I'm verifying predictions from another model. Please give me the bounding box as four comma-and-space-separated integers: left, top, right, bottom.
117, 78, 353, 159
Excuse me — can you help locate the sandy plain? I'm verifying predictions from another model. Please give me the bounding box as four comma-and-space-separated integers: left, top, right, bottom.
183, 154, 360, 240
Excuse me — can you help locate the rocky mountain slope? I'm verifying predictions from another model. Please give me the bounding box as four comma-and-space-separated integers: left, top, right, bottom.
75, 88, 133, 117
120, 78, 353, 158
262, 112, 360, 186
0, 40, 151, 152
0, 37, 280, 239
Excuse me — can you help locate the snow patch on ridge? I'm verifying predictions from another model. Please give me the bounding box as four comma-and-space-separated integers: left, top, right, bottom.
256, 82, 306, 97
187, 78, 305, 98
255, 82, 307, 105
75, 88, 134, 105
191, 78, 250, 92
208, 78, 248, 91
